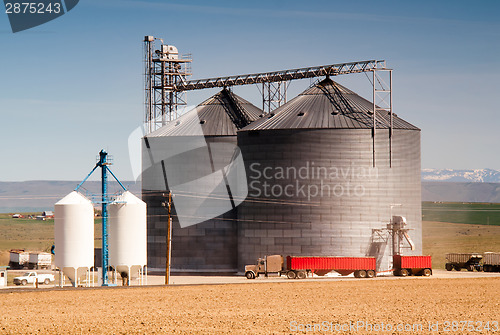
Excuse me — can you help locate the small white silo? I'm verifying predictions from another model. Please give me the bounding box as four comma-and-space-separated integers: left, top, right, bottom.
108, 191, 147, 285
54, 191, 94, 287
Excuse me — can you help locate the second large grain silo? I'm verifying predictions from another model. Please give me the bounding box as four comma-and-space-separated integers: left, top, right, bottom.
237, 78, 421, 271
142, 88, 262, 273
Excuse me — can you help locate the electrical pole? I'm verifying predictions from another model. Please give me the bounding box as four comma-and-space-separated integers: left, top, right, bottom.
163, 192, 172, 285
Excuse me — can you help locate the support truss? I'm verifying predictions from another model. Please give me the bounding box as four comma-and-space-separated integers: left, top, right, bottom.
259, 81, 289, 114
371, 68, 393, 167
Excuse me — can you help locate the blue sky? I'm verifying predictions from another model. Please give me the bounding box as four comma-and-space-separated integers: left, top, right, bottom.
0, 0, 499, 181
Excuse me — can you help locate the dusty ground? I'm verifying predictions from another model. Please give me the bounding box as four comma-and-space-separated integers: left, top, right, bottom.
1, 277, 499, 334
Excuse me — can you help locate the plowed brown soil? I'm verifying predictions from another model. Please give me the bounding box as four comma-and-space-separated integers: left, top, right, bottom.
1, 277, 499, 334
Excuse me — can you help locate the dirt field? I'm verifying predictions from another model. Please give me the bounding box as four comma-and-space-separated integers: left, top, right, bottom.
1, 277, 499, 334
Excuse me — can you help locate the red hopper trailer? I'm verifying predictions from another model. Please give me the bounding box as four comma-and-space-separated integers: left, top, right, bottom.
287, 256, 377, 278
393, 255, 432, 276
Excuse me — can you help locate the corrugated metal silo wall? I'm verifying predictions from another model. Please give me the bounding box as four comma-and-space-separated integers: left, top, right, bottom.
237, 128, 421, 271
142, 136, 238, 272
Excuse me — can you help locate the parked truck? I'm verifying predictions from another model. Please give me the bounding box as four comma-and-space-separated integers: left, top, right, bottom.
393, 255, 432, 276
28, 252, 52, 270
445, 253, 483, 271
482, 252, 500, 272
245, 255, 377, 279
9, 249, 29, 269
246, 254, 433, 279
13, 272, 55, 285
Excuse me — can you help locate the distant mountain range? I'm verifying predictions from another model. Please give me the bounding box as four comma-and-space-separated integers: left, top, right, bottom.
420, 169, 500, 202
422, 168, 500, 183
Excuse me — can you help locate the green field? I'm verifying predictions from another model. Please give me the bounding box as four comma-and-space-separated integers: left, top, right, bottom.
422, 202, 500, 226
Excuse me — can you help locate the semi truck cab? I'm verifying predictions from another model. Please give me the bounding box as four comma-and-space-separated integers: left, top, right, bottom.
245, 255, 283, 279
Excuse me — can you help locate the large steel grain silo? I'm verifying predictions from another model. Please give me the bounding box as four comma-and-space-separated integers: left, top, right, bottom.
54, 191, 94, 287
237, 78, 421, 272
142, 88, 262, 273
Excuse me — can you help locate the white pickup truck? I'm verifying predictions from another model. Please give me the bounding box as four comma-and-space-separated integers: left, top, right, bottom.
13, 272, 55, 285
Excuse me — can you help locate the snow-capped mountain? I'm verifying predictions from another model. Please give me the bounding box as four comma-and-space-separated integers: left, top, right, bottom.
421, 168, 500, 183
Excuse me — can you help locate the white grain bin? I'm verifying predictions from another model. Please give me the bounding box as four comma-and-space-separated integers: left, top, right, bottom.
54, 191, 94, 287
108, 191, 147, 285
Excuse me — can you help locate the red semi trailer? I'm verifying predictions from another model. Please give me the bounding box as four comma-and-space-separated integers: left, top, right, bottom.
393, 255, 432, 276
245, 255, 377, 279
287, 256, 377, 278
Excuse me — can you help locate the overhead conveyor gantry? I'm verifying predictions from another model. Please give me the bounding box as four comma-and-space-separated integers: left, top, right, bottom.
173, 60, 384, 91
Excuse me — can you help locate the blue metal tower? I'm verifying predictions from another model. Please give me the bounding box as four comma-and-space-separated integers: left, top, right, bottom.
98, 150, 110, 286
75, 149, 126, 286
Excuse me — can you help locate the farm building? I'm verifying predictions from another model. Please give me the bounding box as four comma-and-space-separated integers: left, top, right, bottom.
42, 211, 54, 218
0, 266, 7, 287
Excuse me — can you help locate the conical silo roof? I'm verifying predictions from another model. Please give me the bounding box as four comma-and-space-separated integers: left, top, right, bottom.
112, 191, 145, 205
240, 78, 419, 131
55, 191, 93, 206
148, 89, 262, 137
